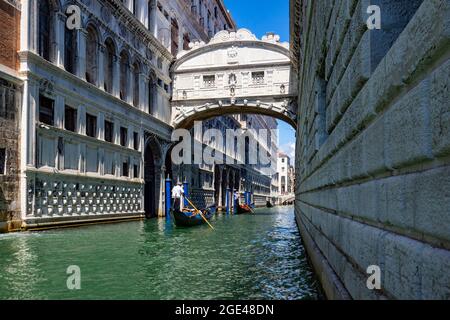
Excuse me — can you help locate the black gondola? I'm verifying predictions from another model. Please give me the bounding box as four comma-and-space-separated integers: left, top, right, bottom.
266, 201, 274, 208
235, 204, 253, 214
172, 205, 216, 227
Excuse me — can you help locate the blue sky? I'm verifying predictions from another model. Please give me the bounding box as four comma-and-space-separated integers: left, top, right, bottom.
223, 0, 296, 160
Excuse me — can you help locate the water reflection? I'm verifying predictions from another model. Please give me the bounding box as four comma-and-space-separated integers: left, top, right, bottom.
0, 206, 322, 300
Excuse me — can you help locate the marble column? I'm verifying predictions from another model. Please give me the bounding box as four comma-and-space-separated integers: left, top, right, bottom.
20, 0, 36, 52
113, 54, 120, 98
54, 95, 64, 129
135, 72, 144, 111
77, 28, 87, 81
77, 105, 86, 136
142, 75, 149, 113
55, 11, 65, 67
98, 44, 105, 90
127, 63, 134, 105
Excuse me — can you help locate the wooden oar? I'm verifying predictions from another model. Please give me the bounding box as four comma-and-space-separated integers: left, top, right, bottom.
184, 196, 215, 230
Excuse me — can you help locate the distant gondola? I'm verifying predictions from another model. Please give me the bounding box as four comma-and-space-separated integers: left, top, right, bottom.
266, 201, 274, 208
235, 204, 253, 214
172, 205, 216, 227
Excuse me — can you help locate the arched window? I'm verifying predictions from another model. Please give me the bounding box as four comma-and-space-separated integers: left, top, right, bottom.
38, 0, 52, 61
85, 25, 98, 85
104, 38, 115, 94
132, 62, 140, 108
119, 51, 130, 101
64, 23, 77, 74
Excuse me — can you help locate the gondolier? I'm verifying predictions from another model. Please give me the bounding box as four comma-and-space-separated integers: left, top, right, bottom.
233, 190, 240, 214
172, 182, 184, 211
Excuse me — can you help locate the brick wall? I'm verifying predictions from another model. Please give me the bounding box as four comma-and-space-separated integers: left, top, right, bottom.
0, 0, 20, 70
293, 0, 450, 299
0, 79, 21, 232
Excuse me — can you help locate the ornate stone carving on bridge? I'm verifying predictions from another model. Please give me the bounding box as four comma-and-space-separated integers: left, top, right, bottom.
171, 29, 298, 129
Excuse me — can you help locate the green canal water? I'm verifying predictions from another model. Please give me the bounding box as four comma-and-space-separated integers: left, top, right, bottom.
0, 206, 322, 300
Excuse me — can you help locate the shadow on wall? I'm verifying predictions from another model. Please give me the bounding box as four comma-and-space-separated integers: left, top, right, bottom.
0, 186, 8, 217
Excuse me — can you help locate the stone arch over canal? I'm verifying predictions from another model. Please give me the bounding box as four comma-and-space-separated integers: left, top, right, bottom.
171, 29, 298, 130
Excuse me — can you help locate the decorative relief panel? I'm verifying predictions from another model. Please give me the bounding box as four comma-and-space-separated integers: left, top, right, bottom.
27, 176, 143, 218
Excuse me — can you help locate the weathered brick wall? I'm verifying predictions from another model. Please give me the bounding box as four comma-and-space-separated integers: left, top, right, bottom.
0, 82, 21, 232
0, 1, 21, 232
294, 0, 449, 299
0, 0, 20, 70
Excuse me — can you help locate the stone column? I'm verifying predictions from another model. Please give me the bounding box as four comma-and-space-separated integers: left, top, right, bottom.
79, 143, 86, 174
54, 95, 65, 129
20, 0, 35, 52
99, 148, 105, 176
138, 73, 147, 111
114, 152, 121, 178
149, 0, 158, 37
98, 44, 105, 90
77, 105, 86, 135
55, 11, 66, 67
77, 28, 87, 81
158, 165, 166, 217
128, 64, 134, 105
113, 55, 120, 98
19, 80, 34, 219
127, 125, 134, 149
98, 112, 105, 141
141, 0, 149, 28
142, 75, 149, 113
25, 81, 38, 167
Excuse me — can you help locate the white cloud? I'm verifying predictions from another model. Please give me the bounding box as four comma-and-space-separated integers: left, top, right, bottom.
279, 142, 296, 162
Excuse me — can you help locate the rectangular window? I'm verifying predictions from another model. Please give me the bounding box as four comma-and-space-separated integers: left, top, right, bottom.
252, 71, 265, 85
39, 95, 54, 126
0, 81, 16, 120
133, 132, 139, 151
203, 75, 215, 88
0, 148, 5, 175
120, 127, 128, 147
105, 120, 114, 143
122, 161, 129, 177
64, 106, 77, 132
133, 164, 139, 178
86, 113, 97, 138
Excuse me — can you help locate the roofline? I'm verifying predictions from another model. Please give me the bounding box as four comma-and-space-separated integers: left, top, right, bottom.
217, 0, 237, 30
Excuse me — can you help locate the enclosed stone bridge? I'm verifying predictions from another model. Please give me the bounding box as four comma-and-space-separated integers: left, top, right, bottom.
171, 29, 298, 129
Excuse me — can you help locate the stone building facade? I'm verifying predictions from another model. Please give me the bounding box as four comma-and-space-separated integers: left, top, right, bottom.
291, 0, 450, 299
0, 0, 22, 232
0, 0, 277, 231
18, 0, 176, 229
277, 152, 291, 195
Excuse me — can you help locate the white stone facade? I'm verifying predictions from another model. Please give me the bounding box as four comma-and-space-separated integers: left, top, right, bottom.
19, 0, 175, 226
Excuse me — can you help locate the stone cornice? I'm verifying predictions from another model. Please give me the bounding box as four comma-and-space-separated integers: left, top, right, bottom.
3, 0, 21, 11
289, 0, 301, 72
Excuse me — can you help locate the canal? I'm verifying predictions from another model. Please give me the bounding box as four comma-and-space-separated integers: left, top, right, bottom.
0, 206, 322, 300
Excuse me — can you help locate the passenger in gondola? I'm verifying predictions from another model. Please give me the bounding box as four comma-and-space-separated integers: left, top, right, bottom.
172, 182, 184, 212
